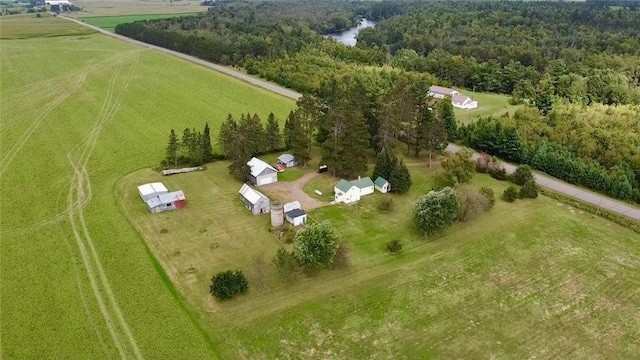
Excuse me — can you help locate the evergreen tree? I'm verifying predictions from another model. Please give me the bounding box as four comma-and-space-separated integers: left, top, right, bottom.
165, 129, 179, 167
264, 112, 281, 152
227, 131, 251, 181
292, 95, 320, 166
389, 157, 412, 194
422, 104, 448, 167
439, 97, 457, 141
379, 77, 416, 152
238, 113, 265, 156
372, 148, 394, 181
188, 128, 202, 165
283, 111, 296, 150
202, 122, 214, 162
218, 114, 238, 158
534, 74, 555, 115
181, 127, 193, 162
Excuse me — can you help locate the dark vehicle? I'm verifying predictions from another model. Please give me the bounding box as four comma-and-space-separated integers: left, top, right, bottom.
316, 165, 328, 173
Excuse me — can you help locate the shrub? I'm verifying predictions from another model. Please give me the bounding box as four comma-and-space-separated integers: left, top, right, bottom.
414, 187, 458, 235
487, 157, 508, 181
503, 186, 519, 202
209, 270, 248, 300
442, 149, 475, 185
293, 221, 339, 271
333, 242, 351, 269
455, 186, 490, 221
272, 247, 298, 282
386, 239, 403, 253
475, 153, 491, 173
377, 196, 394, 213
519, 179, 539, 199
479, 187, 496, 210
512, 165, 534, 186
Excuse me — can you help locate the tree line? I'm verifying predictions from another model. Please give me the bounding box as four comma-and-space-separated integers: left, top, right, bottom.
164, 123, 215, 168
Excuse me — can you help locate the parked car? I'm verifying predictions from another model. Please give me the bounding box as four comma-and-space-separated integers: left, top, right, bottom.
316, 165, 328, 173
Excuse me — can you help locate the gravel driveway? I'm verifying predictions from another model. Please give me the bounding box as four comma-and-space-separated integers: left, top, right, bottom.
260, 172, 328, 210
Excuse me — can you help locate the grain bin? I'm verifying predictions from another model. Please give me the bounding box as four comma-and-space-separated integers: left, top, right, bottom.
270, 201, 284, 227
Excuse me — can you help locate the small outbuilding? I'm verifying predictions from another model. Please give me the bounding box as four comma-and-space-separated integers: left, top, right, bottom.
277, 154, 297, 168
284, 201, 307, 226
374, 177, 390, 193
247, 157, 278, 186
146, 190, 186, 214
137, 182, 168, 202
239, 183, 270, 215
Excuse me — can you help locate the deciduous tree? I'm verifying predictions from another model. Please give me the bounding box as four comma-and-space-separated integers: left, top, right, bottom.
414, 187, 458, 235
293, 221, 339, 272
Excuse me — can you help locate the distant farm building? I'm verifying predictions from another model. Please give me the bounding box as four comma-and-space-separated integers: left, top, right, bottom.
428, 85, 478, 110
137, 182, 168, 202
239, 183, 270, 215
146, 191, 186, 214
284, 201, 307, 226
277, 154, 297, 168
247, 157, 278, 186
374, 177, 390, 193
334, 176, 374, 204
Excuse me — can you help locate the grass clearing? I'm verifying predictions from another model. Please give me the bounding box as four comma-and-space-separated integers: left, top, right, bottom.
120, 159, 640, 358
82, 12, 201, 31
1, 16, 294, 359
72, 0, 207, 17
0, 13, 96, 39
454, 91, 521, 124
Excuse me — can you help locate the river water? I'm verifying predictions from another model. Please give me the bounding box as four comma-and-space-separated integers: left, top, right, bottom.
324, 18, 376, 47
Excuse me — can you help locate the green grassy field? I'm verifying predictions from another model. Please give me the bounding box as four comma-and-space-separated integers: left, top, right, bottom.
82, 12, 201, 31
454, 91, 521, 124
0, 17, 294, 359
119, 159, 640, 358
72, 0, 207, 17
0, 13, 96, 39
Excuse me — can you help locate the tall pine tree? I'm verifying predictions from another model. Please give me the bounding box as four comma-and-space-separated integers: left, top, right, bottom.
380, 77, 416, 152
265, 112, 281, 152
238, 113, 265, 156
218, 114, 238, 158
389, 157, 412, 194
422, 105, 447, 167
165, 129, 179, 167
284, 111, 296, 150
202, 122, 214, 162
228, 132, 251, 182
292, 95, 319, 166
372, 148, 394, 181
439, 97, 457, 141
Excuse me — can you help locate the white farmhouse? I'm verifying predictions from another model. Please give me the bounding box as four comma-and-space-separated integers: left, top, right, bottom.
334, 176, 375, 204
428, 85, 478, 110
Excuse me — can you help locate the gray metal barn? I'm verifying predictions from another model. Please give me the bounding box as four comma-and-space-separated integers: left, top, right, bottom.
239, 183, 270, 215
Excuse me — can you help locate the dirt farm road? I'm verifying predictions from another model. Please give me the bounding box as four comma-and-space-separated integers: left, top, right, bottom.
261, 172, 327, 211
63, 17, 640, 221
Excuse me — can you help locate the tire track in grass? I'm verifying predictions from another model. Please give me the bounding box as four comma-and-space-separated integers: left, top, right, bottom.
64, 52, 143, 359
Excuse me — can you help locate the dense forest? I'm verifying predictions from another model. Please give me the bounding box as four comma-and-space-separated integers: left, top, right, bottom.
116, 0, 640, 203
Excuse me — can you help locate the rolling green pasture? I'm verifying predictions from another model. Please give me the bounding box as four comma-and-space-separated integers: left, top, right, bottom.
72, 0, 206, 17
0, 17, 294, 359
82, 13, 201, 31
120, 159, 640, 358
0, 13, 96, 39
454, 91, 521, 124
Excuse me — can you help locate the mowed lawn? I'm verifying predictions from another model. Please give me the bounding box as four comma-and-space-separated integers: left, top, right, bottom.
454, 91, 521, 124
120, 159, 640, 358
0, 16, 294, 359
82, 13, 201, 32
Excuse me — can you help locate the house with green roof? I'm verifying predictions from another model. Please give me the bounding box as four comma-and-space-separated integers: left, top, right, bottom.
374, 176, 390, 193
334, 176, 375, 204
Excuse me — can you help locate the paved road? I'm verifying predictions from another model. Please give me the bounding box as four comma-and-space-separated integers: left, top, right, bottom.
447, 144, 640, 220
63, 16, 640, 221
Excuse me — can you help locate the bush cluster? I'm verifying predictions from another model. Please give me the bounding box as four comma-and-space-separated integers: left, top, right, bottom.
209, 270, 248, 300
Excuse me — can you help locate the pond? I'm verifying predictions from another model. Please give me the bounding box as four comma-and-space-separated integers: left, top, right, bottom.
324, 18, 376, 47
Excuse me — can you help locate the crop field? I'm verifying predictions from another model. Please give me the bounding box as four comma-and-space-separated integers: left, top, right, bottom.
0, 13, 96, 39
0, 16, 293, 359
82, 13, 201, 31
71, 0, 207, 17
120, 159, 640, 358
454, 91, 521, 124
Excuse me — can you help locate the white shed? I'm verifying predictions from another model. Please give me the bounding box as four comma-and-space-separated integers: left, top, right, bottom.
247, 157, 278, 186
137, 182, 168, 202
146, 190, 186, 213
277, 153, 297, 167
284, 201, 307, 226
452, 94, 478, 109
374, 177, 390, 193
239, 183, 270, 215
